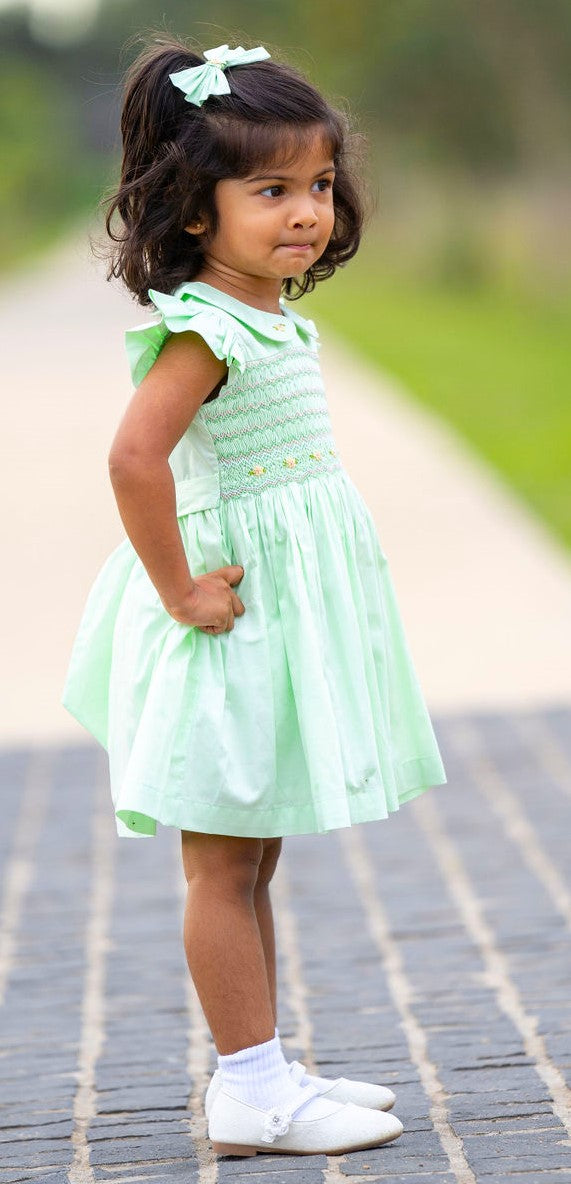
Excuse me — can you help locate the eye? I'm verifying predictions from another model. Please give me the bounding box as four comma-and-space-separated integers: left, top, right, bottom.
260, 185, 284, 198
259, 177, 334, 198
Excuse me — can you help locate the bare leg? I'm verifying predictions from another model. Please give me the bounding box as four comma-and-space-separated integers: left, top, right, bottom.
181, 831, 276, 1054
253, 837, 282, 1025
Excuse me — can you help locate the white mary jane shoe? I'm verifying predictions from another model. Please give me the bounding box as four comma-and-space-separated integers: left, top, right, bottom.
204, 1058, 396, 1120
208, 1081, 404, 1157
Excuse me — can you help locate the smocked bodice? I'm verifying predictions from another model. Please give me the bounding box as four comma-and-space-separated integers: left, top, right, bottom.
124, 279, 343, 515
198, 345, 342, 501
168, 344, 342, 514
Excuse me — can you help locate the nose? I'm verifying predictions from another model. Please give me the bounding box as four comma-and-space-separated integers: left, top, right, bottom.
289, 195, 319, 229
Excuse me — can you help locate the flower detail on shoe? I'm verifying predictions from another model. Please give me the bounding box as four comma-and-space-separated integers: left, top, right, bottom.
261, 1107, 292, 1142
259, 1083, 321, 1142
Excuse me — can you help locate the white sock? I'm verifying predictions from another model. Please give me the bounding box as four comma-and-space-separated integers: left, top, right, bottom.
217, 1033, 322, 1114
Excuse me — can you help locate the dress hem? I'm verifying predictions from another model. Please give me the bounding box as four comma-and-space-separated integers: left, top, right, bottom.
114, 771, 448, 839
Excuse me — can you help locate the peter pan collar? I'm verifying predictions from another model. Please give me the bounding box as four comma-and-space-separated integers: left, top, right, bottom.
171, 280, 319, 347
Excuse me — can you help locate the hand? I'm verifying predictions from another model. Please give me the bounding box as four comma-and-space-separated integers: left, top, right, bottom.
163, 565, 246, 634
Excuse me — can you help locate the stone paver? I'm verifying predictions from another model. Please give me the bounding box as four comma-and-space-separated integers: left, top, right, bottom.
2, 706, 571, 1180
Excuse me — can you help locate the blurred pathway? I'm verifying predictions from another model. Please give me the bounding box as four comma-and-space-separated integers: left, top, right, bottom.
1, 223, 570, 746
2, 711, 571, 1179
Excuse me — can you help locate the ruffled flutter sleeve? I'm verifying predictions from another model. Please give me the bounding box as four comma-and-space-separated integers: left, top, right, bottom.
125, 288, 247, 388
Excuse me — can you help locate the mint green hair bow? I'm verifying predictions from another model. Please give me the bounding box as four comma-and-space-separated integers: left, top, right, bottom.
169, 43, 271, 107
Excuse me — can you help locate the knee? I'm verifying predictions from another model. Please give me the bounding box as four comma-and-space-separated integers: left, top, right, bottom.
255, 836, 283, 889
181, 832, 264, 896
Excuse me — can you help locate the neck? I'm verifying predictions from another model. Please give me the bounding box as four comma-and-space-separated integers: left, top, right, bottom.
194, 262, 284, 315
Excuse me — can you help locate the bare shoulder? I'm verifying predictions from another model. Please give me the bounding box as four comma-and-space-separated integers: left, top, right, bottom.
135, 326, 229, 410
109, 330, 228, 464
158, 327, 228, 384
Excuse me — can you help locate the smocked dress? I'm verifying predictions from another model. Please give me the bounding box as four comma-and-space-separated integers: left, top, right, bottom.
61, 280, 447, 838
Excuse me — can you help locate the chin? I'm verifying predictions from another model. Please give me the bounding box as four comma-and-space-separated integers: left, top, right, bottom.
282, 264, 312, 279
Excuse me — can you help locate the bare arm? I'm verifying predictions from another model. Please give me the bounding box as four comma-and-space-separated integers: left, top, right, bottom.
108, 331, 243, 626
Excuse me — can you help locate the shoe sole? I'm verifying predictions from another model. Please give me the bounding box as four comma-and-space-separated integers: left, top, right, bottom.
211, 1125, 402, 1156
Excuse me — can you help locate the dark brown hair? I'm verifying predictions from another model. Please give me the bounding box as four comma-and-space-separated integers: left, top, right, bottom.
99, 32, 373, 306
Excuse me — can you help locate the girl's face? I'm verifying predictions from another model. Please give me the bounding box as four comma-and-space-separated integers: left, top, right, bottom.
192, 131, 336, 284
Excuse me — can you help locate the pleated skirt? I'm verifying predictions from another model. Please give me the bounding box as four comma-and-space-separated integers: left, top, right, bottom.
62, 468, 447, 837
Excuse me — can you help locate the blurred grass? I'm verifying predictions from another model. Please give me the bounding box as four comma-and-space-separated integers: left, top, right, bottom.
0, 170, 104, 273
307, 259, 571, 551
2, 143, 570, 553
0, 59, 105, 272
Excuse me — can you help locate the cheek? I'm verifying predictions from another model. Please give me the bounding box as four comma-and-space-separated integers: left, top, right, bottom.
240, 205, 271, 233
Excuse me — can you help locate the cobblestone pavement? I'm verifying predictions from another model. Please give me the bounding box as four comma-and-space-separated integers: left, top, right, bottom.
1, 705, 571, 1183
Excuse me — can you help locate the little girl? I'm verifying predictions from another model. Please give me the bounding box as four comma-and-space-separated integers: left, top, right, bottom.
62, 34, 447, 1157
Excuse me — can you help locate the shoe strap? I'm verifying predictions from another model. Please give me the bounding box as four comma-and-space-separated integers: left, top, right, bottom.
289, 1058, 343, 1090
290, 1081, 321, 1116
261, 1082, 320, 1143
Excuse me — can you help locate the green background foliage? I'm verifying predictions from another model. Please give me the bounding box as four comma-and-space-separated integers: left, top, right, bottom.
2, 0, 570, 546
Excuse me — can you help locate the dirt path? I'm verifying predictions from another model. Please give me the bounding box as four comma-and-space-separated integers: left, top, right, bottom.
2, 225, 570, 745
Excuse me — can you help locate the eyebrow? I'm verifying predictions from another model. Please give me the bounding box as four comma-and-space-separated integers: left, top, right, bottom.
245, 165, 336, 183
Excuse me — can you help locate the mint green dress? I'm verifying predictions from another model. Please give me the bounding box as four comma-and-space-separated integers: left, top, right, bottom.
61, 280, 447, 838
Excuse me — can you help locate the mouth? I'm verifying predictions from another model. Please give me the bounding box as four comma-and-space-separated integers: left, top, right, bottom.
280, 243, 313, 251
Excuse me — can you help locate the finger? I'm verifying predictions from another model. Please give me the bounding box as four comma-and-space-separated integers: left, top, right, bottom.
231, 592, 246, 616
